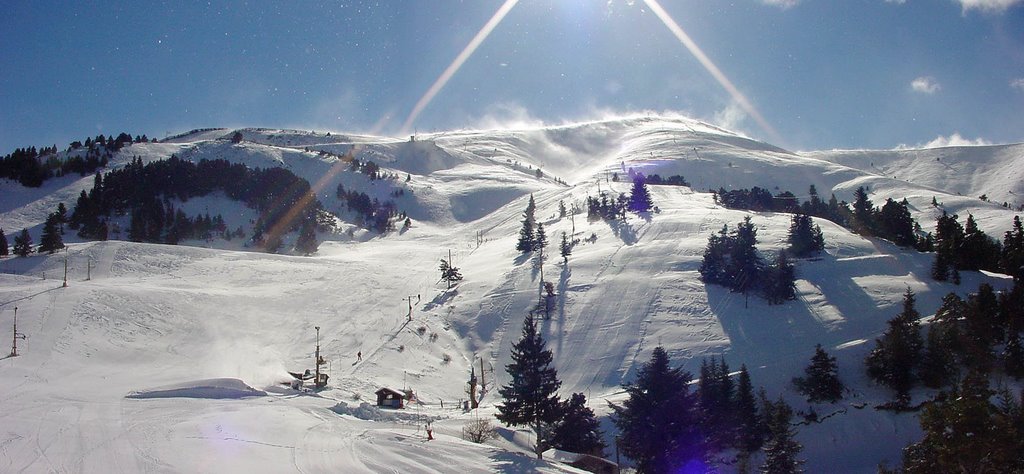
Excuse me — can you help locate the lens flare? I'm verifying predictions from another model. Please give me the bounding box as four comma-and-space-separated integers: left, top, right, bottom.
641, 0, 785, 147
400, 0, 520, 135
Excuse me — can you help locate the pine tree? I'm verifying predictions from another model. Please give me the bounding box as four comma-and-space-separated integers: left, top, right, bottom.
919, 323, 958, 389
534, 222, 548, 252
0, 228, 8, 257
628, 174, 654, 213
37, 213, 65, 254
734, 364, 763, 454
876, 198, 916, 247
495, 313, 562, 459
788, 213, 824, 258
760, 397, 804, 474
699, 356, 736, 451
550, 393, 605, 456
611, 346, 706, 473
865, 289, 924, 406
559, 232, 571, 263
294, 219, 319, 255
792, 344, 843, 403
762, 251, 796, 305
729, 217, 763, 296
700, 225, 731, 285
13, 228, 33, 257
900, 371, 1016, 473
932, 211, 964, 282
439, 257, 463, 289
1001, 216, 1024, 283
516, 195, 537, 253
851, 186, 874, 235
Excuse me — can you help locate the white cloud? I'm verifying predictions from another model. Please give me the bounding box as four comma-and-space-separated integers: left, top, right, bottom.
471, 102, 548, 131
956, 0, 1023, 13
1011, 78, 1024, 91
759, 0, 800, 8
713, 101, 749, 134
910, 133, 992, 149
911, 76, 941, 94
884, 0, 906, 4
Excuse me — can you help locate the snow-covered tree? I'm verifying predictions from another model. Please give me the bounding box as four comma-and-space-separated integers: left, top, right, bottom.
495, 313, 562, 459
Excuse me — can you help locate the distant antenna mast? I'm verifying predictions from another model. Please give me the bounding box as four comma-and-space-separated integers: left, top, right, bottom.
10, 307, 26, 357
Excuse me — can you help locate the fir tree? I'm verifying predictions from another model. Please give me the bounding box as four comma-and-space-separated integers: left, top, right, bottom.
294, 219, 319, 255
611, 346, 706, 473
734, 364, 763, 454
0, 228, 8, 257
932, 211, 964, 282
792, 344, 843, 403
876, 198, 916, 247
699, 356, 736, 451
760, 397, 804, 474
699, 225, 731, 285
1001, 216, 1024, 283
439, 257, 463, 289
899, 371, 1021, 473
851, 186, 874, 235
865, 289, 924, 406
37, 213, 64, 254
729, 217, 763, 297
534, 222, 548, 253
559, 231, 571, 263
628, 174, 653, 213
13, 228, 33, 257
919, 323, 958, 389
762, 251, 796, 305
516, 195, 537, 253
495, 313, 562, 459
550, 393, 605, 456
787, 213, 824, 258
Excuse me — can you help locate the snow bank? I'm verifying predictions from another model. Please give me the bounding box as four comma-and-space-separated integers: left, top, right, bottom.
126, 378, 267, 399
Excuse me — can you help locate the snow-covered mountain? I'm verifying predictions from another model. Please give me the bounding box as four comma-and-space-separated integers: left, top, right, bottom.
0, 115, 1020, 472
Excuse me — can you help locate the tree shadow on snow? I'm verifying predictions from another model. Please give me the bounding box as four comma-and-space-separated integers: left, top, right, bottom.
607, 219, 638, 245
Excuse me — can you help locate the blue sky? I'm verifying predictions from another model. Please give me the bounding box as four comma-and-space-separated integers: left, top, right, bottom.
1, 0, 1022, 153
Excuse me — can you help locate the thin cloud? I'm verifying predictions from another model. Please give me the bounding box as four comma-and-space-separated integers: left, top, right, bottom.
1011, 78, 1024, 91
957, 0, 1023, 13
884, 0, 906, 4
911, 76, 941, 94
759, 0, 800, 8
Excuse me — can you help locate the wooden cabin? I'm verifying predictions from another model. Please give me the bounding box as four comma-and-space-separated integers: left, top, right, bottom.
375, 388, 406, 409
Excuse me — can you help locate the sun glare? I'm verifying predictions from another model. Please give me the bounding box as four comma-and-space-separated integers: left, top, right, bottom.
641, 0, 784, 147
401, 0, 521, 136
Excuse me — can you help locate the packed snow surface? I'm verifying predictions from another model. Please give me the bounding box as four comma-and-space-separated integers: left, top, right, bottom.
126, 378, 267, 399
0, 115, 1020, 473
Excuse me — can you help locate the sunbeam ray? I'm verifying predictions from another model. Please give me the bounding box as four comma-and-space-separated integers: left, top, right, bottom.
641, 0, 786, 148
400, 0, 520, 136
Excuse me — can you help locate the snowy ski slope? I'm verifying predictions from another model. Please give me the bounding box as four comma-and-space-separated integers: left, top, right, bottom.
0, 115, 1020, 472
